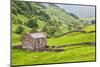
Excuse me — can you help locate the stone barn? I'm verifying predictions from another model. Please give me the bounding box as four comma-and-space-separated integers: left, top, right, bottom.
22, 33, 47, 51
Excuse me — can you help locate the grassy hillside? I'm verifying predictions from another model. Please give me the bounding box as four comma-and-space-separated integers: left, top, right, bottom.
12, 25, 96, 65
12, 24, 96, 45
12, 1, 85, 38
12, 45, 95, 65
12, 0, 86, 45
82, 24, 95, 32
12, 31, 95, 65
48, 32, 95, 46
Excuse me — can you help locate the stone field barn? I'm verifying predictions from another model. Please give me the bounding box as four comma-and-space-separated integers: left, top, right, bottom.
22, 32, 47, 51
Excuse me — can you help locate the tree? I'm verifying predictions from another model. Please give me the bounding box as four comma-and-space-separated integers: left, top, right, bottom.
26, 19, 38, 28
17, 19, 22, 24
16, 25, 24, 34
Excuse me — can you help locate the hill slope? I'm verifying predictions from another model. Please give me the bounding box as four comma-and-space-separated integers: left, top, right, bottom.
12, 1, 84, 38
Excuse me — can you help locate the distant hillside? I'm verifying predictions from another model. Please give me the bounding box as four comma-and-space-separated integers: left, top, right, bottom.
57, 4, 95, 18
12, 1, 85, 37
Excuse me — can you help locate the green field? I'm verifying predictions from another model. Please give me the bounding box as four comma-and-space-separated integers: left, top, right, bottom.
12, 45, 95, 65
12, 31, 96, 65
12, 16, 96, 66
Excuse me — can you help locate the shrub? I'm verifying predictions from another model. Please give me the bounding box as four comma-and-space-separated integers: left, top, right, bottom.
16, 25, 24, 34
26, 19, 38, 28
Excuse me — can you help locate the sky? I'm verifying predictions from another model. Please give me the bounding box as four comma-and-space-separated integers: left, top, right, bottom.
56, 4, 95, 18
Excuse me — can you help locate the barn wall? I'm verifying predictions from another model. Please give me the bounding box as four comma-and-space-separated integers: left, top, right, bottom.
22, 34, 47, 51
22, 35, 34, 50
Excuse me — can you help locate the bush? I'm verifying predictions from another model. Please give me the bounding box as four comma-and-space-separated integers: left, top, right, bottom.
26, 19, 38, 28
16, 26, 24, 34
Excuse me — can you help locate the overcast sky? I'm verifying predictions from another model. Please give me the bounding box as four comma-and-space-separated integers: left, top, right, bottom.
56, 4, 95, 18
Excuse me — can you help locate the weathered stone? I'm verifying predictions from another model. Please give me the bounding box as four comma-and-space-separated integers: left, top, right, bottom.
22, 32, 47, 51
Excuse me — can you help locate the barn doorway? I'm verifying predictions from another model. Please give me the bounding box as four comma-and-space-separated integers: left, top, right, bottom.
35, 38, 43, 50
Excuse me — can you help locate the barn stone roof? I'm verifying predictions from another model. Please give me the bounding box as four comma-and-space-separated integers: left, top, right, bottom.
29, 32, 46, 38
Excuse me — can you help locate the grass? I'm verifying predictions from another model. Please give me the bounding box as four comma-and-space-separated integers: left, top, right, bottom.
12, 23, 96, 65
12, 30, 96, 65
12, 45, 95, 65
12, 27, 96, 46
12, 32, 95, 46
82, 25, 95, 32
12, 32, 22, 45
17, 14, 29, 24
48, 32, 95, 46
